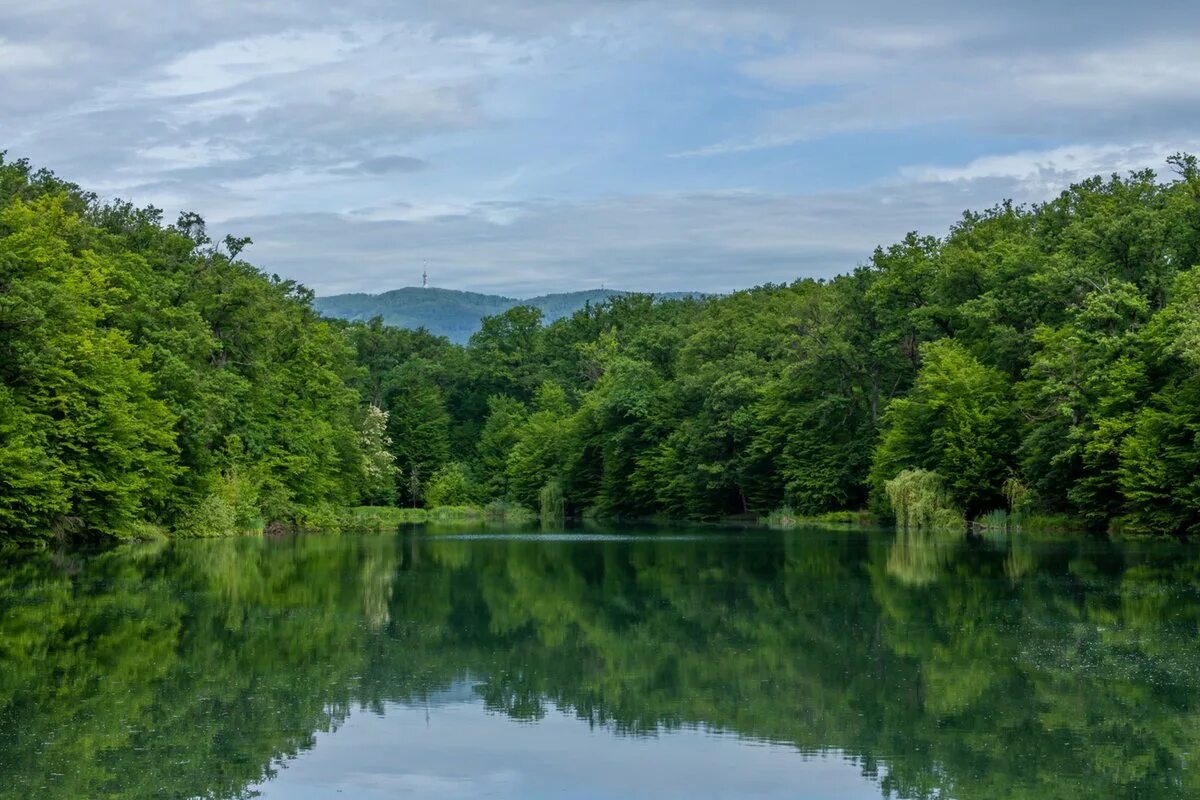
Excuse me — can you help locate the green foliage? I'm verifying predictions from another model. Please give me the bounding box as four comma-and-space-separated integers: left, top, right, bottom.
765, 507, 876, 529
342, 505, 421, 530
538, 479, 566, 522
425, 505, 484, 522
871, 340, 1016, 516
424, 462, 479, 507
503, 382, 577, 509
0, 385, 66, 535
381, 358, 451, 506
884, 469, 965, 531
483, 500, 538, 523
174, 467, 263, 537
0, 156, 373, 542
342, 503, 538, 529
1116, 267, 1200, 535
476, 395, 527, 499
975, 508, 1010, 532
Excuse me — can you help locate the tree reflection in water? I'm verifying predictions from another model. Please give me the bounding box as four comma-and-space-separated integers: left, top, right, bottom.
2, 527, 1199, 799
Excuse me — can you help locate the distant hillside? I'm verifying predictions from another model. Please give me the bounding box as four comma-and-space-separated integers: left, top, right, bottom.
315, 287, 698, 343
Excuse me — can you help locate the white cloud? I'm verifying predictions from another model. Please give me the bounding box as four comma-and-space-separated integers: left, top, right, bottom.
209, 143, 1197, 297
139, 141, 247, 169
898, 142, 1198, 192
1016, 39, 1200, 106
144, 30, 360, 97
5, 1, 1200, 296
0, 38, 56, 70
220, 179, 1005, 295
685, 35, 1200, 157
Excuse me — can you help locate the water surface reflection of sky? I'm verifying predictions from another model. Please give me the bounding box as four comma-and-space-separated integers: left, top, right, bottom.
254, 699, 883, 799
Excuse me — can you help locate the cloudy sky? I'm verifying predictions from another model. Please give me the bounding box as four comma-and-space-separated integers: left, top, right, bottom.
3, 1, 1199, 296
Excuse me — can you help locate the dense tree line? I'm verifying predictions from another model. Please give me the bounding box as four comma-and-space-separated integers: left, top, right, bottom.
348, 157, 1200, 534
4, 154, 1200, 539
0, 155, 392, 543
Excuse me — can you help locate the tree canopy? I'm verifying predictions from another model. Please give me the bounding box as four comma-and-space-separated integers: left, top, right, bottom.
0, 155, 376, 542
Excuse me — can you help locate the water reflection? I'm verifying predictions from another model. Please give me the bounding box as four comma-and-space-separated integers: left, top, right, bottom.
2, 527, 1199, 798
252, 697, 883, 800
885, 527, 961, 585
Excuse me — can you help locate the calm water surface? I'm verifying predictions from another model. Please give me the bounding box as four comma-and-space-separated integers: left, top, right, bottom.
2, 525, 1200, 799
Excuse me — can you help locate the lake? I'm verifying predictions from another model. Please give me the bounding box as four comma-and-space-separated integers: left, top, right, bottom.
2, 524, 1199, 799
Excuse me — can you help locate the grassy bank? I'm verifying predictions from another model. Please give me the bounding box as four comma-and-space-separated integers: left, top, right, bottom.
340, 502, 538, 532
972, 510, 1090, 535
763, 508, 880, 530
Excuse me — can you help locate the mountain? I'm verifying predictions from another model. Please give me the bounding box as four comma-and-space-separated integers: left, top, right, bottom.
315, 287, 698, 343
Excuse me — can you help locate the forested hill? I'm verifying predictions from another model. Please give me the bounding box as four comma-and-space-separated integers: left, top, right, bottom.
315, 287, 698, 343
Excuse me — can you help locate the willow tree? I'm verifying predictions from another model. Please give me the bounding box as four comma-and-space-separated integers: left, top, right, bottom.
885, 469, 963, 531
539, 479, 566, 522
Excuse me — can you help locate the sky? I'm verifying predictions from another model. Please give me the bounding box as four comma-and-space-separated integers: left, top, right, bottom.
3, 0, 1200, 297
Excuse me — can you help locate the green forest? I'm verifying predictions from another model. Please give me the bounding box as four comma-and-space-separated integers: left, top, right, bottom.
3, 153, 1200, 541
